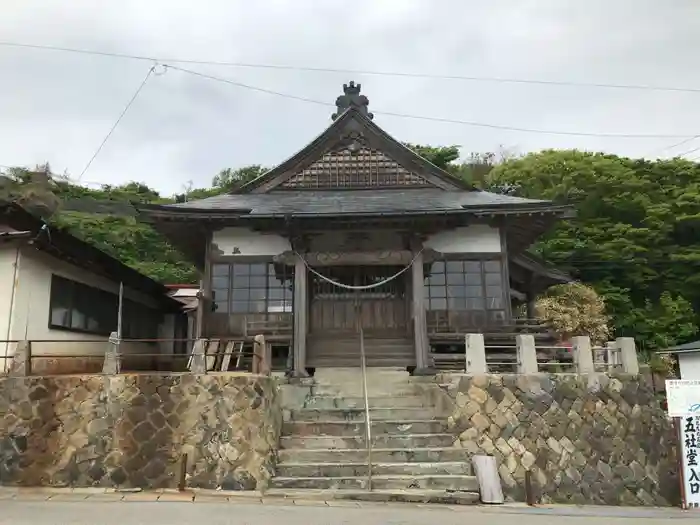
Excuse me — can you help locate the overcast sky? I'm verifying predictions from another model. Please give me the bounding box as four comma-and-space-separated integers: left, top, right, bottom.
1, 0, 700, 195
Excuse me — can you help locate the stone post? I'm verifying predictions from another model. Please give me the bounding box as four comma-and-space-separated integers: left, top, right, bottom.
465, 333, 487, 374
253, 334, 270, 376
616, 337, 639, 375
571, 336, 594, 374
189, 339, 208, 374
516, 334, 538, 374
9, 340, 31, 377
102, 332, 122, 374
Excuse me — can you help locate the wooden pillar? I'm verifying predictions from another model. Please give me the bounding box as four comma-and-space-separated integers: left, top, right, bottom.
411, 250, 432, 374
525, 291, 536, 320
499, 222, 513, 323
195, 233, 212, 339
292, 255, 309, 377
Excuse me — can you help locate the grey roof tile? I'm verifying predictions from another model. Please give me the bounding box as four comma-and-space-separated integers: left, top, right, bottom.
170, 189, 550, 216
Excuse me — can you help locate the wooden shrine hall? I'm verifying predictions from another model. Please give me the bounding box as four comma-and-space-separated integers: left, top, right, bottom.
139, 81, 573, 375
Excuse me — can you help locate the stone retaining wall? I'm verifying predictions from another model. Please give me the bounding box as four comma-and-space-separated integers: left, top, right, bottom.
440, 373, 679, 506
0, 374, 281, 490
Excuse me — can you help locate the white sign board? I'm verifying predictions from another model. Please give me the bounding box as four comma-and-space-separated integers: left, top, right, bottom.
680, 415, 700, 509
666, 380, 700, 417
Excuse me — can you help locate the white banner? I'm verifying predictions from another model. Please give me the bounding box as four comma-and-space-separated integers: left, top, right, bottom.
680, 415, 700, 509
666, 380, 700, 417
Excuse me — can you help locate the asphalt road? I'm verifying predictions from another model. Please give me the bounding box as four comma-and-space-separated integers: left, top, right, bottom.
0, 500, 695, 525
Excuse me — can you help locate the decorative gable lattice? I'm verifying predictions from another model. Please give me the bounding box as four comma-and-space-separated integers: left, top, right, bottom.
280, 136, 432, 190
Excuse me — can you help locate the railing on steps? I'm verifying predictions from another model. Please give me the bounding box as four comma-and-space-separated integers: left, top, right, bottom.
358, 327, 373, 492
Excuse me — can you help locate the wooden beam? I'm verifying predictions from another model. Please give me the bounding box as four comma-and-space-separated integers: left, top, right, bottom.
411, 249, 431, 373
292, 255, 309, 376
500, 221, 513, 323
195, 233, 212, 338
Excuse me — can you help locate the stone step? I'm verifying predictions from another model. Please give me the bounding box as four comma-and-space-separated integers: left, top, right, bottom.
278, 447, 469, 464
288, 407, 439, 422
311, 386, 422, 397
280, 433, 455, 450
263, 488, 481, 505
275, 461, 473, 478
282, 420, 446, 437
269, 474, 479, 491
303, 396, 426, 410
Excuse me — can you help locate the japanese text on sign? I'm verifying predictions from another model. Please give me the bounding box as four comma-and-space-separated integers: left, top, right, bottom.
681, 415, 700, 509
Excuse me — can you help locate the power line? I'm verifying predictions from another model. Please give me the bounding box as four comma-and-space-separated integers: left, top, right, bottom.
646, 135, 700, 158
675, 143, 700, 158
77, 64, 156, 181
3, 40, 700, 95
165, 65, 697, 139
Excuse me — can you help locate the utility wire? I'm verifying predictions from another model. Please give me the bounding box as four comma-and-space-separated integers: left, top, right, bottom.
647, 134, 700, 158
3, 41, 700, 95
164, 65, 697, 139
675, 143, 700, 158
77, 64, 156, 181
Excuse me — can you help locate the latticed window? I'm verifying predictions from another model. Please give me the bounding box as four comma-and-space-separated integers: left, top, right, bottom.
424, 259, 506, 325
211, 262, 294, 314
281, 143, 432, 189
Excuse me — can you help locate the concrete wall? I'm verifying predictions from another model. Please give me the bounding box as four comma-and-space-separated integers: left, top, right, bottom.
0, 247, 19, 369
424, 225, 501, 254
439, 373, 679, 506
212, 227, 291, 256
2, 246, 176, 374
0, 373, 281, 490
679, 352, 700, 380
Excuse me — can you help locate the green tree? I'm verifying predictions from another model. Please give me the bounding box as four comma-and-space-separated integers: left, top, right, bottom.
1, 165, 60, 219
488, 149, 700, 350
212, 165, 267, 192
405, 144, 461, 171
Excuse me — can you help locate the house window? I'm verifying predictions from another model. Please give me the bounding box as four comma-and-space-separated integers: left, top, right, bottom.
211, 262, 294, 314
424, 259, 506, 324
49, 275, 118, 335
122, 299, 162, 339
49, 275, 162, 338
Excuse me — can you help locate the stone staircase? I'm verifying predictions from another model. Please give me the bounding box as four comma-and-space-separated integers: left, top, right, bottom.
268, 368, 480, 503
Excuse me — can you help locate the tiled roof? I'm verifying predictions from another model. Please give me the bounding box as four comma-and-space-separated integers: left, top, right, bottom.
167, 188, 552, 216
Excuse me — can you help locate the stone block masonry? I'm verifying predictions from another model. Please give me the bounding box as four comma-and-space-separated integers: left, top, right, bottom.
442, 373, 680, 506
0, 374, 281, 491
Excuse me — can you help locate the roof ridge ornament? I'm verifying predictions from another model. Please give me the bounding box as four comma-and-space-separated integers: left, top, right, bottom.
332, 81, 374, 121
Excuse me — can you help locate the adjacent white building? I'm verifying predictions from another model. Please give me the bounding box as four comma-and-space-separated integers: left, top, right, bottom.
0, 202, 185, 374
659, 341, 700, 380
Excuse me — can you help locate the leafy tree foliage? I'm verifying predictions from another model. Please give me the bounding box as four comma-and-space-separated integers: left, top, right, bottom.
405, 144, 461, 171
534, 282, 611, 344
212, 165, 267, 191
488, 149, 700, 351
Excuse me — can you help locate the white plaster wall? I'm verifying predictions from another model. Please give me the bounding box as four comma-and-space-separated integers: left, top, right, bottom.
7, 246, 171, 359
212, 227, 291, 256
424, 224, 501, 253
0, 247, 19, 370
679, 353, 700, 380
